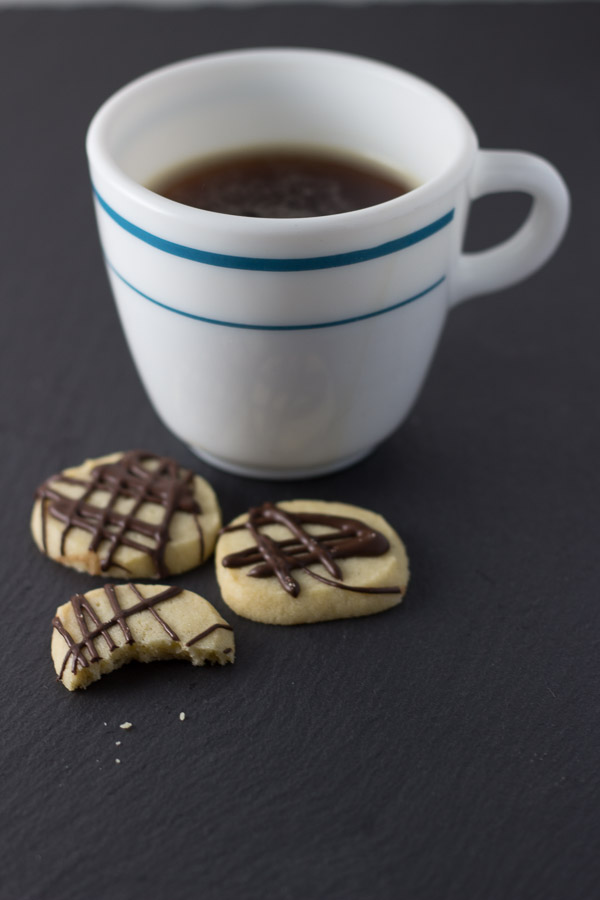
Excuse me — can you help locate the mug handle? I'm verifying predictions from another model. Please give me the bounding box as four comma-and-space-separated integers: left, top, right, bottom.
451, 150, 570, 306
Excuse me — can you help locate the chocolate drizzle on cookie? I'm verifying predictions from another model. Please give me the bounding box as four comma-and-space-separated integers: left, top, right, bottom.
221, 502, 403, 598
36, 451, 203, 577
52, 584, 233, 680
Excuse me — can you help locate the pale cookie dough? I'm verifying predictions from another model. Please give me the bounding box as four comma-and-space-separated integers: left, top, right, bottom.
215, 500, 409, 625
31, 451, 221, 578
52, 583, 235, 690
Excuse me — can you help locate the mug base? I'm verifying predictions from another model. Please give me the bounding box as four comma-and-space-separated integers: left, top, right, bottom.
188, 446, 374, 481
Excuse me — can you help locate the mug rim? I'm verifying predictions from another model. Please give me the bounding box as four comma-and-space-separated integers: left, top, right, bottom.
86, 47, 478, 236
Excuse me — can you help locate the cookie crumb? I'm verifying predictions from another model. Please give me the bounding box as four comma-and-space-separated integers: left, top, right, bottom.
179, 712, 186, 721
115, 759, 121, 764
115, 741, 121, 746
119, 722, 132, 730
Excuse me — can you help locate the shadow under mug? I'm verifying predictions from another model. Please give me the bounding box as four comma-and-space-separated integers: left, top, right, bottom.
86, 48, 570, 479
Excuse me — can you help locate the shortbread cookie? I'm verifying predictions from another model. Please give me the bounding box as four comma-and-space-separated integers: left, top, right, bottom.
52, 583, 234, 690
216, 500, 409, 625
31, 451, 221, 578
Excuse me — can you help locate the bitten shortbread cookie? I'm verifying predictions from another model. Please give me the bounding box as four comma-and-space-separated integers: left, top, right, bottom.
52, 583, 235, 690
31, 451, 221, 578
216, 500, 409, 625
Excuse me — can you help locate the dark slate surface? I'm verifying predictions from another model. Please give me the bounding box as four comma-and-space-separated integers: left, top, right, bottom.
1, 5, 598, 899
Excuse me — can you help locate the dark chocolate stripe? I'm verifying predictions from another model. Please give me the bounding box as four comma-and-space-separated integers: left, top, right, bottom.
37, 450, 203, 577
221, 502, 402, 598
185, 623, 234, 648
54, 584, 183, 679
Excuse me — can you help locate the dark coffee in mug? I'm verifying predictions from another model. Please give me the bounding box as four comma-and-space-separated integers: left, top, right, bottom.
151, 146, 414, 218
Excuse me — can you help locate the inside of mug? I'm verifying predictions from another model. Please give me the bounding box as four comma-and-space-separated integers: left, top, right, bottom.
103, 51, 471, 194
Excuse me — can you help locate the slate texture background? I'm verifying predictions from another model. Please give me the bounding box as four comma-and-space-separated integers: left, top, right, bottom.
0, 5, 598, 899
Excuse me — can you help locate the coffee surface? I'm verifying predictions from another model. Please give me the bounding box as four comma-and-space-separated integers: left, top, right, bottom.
152, 147, 412, 217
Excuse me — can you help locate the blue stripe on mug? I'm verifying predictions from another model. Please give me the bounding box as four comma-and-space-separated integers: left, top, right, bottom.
105, 258, 446, 330
93, 186, 454, 272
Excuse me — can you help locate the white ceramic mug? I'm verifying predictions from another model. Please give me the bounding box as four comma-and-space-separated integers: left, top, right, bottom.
86, 48, 569, 479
